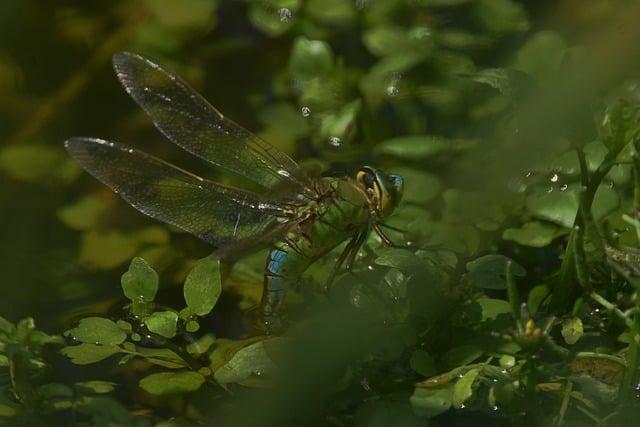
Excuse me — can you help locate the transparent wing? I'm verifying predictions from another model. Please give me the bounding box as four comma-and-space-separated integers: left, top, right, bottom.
112, 51, 306, 194
65, 137, 291, 254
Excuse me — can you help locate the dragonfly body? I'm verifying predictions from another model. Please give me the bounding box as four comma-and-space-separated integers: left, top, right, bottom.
262, 177, 370, 327
65, 52, 403, 330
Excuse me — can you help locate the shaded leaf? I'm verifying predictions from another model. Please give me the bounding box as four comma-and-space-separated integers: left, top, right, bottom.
502, 221, 565, 247
466, 255, 525, 290
139, 371, 205, 395
410, 385, 453, 418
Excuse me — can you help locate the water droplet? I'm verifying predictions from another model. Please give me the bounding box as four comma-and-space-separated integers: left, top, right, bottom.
278, 7, 292, 22
329, 136, 342, 147
367, 265, 374, 271
254, 370, 262, 376
525, 171, 534, 178
560, 184, 568, 192
386, 85, 399, 96
278, 169, 291, 177
546, 186, 554, 193
607, 180, 615, 189
550, 173, 559, 183
301, 106, 311, 117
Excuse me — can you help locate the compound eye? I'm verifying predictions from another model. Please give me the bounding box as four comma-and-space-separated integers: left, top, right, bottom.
356, 169, 376, 189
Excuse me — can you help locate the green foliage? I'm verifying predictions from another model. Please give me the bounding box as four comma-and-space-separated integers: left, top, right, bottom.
5, 0, 640, 425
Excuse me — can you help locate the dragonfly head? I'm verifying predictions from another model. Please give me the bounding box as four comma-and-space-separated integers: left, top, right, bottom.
356, 166, 404, 218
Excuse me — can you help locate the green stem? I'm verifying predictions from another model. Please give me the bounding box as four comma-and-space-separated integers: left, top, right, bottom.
621, 306, 640, 402
550, 148, 620, 311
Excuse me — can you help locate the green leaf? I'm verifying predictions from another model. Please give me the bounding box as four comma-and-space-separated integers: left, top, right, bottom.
144, 311, 178, 338
477, 297, 511, 320
135, 347, 188, 368
469, 68, 535, 99
514, 31, 567, 81
121, 257, 159, 303
0, 403, 17, 417
145, 0, 218, 31
61, 344, 121, 365
184, 257, 222, 316
306, 0, 355, 26
442, 344, 483, 369
139, 371, 205, 395
502, 221, 565, 247
561, 317, 584, 345
289, 37, 334, 81
466, 255, 525, 290
452, 368, 480, 408
410, 350, 436, 377
476, 0, 529, 35
374, 248, 420, 269
410, 385, 453, 418
0, 144, 80, 183
391, 167, 441, 204
214, 339, 280, 384
375, 135, 473, 160
248, 0, 299, 37
318, 99, 361, 145
57, 195, 109, 231
363, 25, 433, 58
526, 183, 618, 228
66, 317, 126, 346
527, 284, 551, 315
74, 381, 117, 394
79, 231, 140, 270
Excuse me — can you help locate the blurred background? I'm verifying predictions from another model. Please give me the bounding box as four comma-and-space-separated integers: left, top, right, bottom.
2, 1, 640, 424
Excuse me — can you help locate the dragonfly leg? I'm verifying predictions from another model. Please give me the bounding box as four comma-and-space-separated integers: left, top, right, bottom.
323, 234, 360, 293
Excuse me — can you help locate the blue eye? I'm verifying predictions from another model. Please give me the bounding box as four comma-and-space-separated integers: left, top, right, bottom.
388, 174, 404, 194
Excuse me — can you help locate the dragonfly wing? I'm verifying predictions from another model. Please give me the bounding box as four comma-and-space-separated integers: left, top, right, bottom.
65, 137, 291, 254
112, 51, 306, 194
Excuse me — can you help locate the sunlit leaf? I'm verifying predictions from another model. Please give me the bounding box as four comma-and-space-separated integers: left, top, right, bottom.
452, 368, 480, 408
61, 344, 121, 365
144, 311, 178, 338
121, 257, 159, 304
66, 317, 126, 346
183, 257, 221, 316
561, 317, 583, 345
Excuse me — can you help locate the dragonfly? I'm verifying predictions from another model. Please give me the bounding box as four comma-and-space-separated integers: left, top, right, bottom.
65, 51, 404, 330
